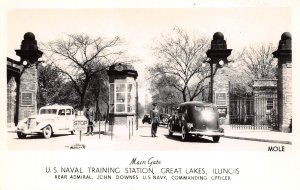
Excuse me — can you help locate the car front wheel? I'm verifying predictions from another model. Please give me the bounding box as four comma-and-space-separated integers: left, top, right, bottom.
43, 126, 52, 139
17, 132, 26, 139
213, 136, 220, 143
181, 125, 189, 141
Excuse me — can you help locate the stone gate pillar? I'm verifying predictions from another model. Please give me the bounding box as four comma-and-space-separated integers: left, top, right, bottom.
15, 32, 43, 122
107, 63, 138, 139
213, 70, 230, 124
273, 32, 292, 132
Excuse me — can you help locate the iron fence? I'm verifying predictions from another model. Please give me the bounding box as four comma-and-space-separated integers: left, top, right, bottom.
229, 94, 278, 130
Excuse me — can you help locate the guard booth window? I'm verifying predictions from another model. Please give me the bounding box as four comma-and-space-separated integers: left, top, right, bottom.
109, 83, 135, 113
116, 84, 126, 112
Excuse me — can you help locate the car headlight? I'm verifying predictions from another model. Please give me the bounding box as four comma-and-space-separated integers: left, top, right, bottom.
187, 123, 193, 129
17, 120, 27, 129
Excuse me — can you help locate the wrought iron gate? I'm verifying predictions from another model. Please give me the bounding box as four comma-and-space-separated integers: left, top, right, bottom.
229, 94, 278, 130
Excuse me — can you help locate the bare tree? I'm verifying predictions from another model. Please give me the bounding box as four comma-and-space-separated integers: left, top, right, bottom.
150, 74, 182, 113
149, 27, 210, 102
85, 69, 109, 121
241, 43, 277, 80
42, 34, 133, 109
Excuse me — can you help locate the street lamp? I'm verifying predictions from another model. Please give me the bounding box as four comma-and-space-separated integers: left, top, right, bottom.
22, 59, 44, 67
22, 60, 28, 66
205, 32, 232, 103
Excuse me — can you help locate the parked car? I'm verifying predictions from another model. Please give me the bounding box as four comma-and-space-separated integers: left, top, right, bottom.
142, 114, 151, 124
160, 113, 171, 125
16, 105, 76, 139
168, 101, 224, 142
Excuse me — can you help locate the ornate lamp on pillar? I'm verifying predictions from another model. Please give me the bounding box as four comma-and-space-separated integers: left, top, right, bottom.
15, 32, 43, 123
16, 32, 43, 66
205, 32, 232, 103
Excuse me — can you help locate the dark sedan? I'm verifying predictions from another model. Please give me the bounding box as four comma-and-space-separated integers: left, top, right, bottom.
160, 113, 170, 125
142, 114, 151, 124
168, 101, 224, 142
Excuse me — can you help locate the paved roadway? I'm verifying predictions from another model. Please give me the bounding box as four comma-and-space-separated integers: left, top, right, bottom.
5, 121, 292, 151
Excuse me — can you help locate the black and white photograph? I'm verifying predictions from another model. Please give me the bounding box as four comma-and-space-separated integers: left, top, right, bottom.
1, 0, 299, 190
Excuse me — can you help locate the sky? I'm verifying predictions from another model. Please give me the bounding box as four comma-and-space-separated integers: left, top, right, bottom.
6, 7, 291, 105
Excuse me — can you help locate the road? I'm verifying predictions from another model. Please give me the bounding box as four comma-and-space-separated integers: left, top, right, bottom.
5, 121, 291, 151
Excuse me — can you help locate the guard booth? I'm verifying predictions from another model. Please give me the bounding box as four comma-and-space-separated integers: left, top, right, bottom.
107, 63, 138, 139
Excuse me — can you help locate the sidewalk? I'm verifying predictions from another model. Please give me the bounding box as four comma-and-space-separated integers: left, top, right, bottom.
6, 122, 293, 145
80, 124, 293, 145
222, 125, 292, 144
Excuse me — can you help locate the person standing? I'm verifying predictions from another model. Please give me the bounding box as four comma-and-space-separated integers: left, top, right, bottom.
150, 103, 160, 137
85, 107, 94, 136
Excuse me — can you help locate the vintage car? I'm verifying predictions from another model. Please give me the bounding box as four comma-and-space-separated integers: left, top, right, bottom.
168, 101, 224, 142
160, 113, 170, 125
16, 105, 76, 139
142, 114, 151, 124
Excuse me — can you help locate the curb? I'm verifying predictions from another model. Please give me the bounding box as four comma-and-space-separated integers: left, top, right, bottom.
223, 135, 292, 145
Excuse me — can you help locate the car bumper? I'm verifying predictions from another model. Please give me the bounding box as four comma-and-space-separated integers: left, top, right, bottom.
188, 130, 224, 137
16, 128, 41, 135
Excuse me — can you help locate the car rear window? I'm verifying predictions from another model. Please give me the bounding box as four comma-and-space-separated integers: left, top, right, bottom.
194, 106, 214, 112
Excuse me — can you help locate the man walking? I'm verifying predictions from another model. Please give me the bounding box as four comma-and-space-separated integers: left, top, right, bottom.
85, 107, 94, 136
150, 103, 160, 137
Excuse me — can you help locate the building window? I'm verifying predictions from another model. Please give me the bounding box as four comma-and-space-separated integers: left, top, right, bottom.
267, 98, 273, 110
109, 83, 135, 113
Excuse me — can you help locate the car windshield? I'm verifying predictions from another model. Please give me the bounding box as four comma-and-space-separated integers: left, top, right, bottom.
40, 109, 58, 115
